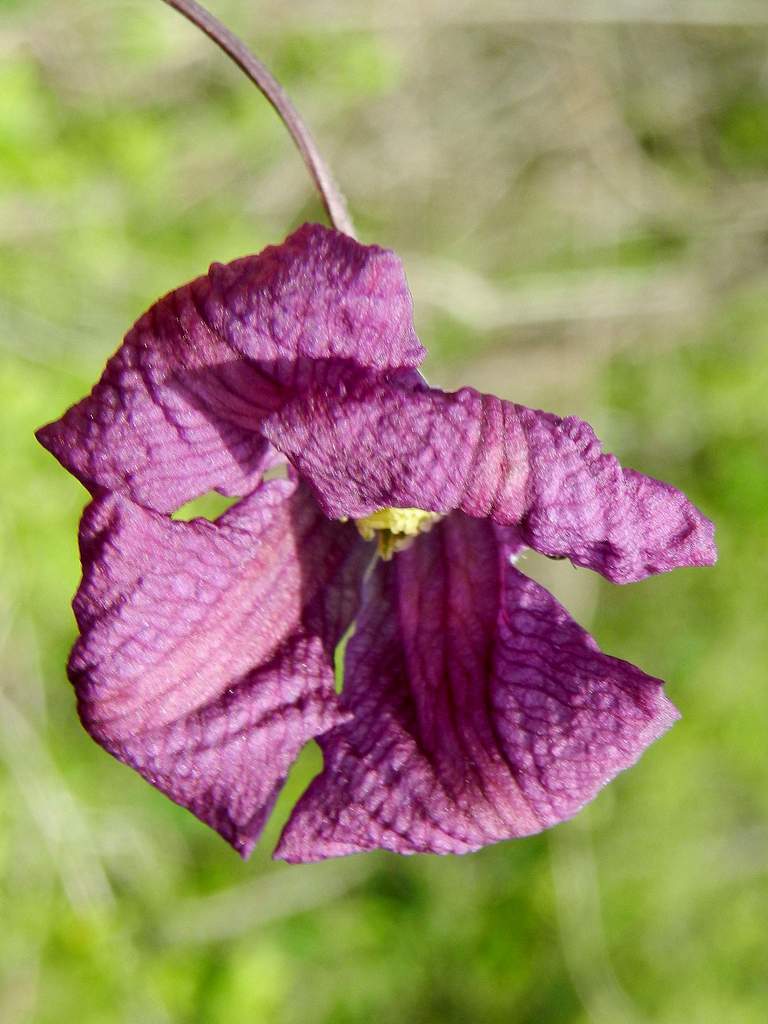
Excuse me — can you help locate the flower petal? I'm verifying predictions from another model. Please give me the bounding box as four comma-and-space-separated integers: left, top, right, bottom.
275, 514, 678, 862
265, 376, 716, 583
37, 224, 424, 513
70, 478, 372, 856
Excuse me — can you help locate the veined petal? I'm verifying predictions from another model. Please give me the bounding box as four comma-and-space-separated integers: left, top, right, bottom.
265, 377, 716, 583
37, 224, 424, 513
276, 514, 678, 862
70, 479, 372, 856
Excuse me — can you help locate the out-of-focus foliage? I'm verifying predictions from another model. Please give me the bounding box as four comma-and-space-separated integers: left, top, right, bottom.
2, 1, 767, 1021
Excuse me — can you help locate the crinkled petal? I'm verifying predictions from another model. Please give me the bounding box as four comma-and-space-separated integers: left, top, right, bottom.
276, 514, 678, 862
70, 478, 372, 856
265, 376, 716, 583
37, 224, 425, 513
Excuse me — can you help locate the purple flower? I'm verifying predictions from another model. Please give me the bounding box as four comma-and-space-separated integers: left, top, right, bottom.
37, 223, 716, 862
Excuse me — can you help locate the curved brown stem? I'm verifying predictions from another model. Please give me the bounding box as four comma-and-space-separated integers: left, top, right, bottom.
160, 0, 355, 237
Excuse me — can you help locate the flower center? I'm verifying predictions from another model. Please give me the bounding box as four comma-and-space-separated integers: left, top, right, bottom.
355, 507, 440, 560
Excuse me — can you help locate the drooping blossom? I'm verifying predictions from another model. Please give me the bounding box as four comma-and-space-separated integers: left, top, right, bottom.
37, 224, 715, 861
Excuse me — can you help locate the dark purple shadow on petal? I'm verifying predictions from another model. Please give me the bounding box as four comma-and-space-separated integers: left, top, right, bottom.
159, 357, 421, 506
276, 514, 678, 862
69, 478, 373, 856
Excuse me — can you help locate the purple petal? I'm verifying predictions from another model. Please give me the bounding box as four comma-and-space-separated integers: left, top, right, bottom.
37, 224, 424, 513
265, 376, 716, 583
70, 478, 372, 856
276, 514, 678, 862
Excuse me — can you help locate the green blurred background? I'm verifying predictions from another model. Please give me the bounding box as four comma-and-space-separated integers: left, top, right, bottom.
2, 1, 767, 1021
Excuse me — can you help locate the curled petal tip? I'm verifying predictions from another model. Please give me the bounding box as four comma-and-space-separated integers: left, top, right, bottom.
35, 420, 69, 467
606, 469, 717, 583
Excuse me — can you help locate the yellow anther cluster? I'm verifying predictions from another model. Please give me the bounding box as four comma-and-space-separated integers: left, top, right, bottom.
355, 507, 439, 560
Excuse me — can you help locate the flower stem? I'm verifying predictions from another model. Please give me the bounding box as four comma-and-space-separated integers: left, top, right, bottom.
159, 0, 356, 237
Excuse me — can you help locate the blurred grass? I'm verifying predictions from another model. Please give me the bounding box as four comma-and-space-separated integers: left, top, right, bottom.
2, 1, 767, 1022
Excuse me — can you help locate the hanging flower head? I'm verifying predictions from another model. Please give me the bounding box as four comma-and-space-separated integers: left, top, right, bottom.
36, 3, 716, 862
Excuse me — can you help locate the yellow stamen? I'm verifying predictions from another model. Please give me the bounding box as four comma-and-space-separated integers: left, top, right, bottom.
355, 507, 440, 559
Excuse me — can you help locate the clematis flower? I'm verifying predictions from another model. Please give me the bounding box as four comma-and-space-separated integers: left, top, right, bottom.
37, 223, 716, 862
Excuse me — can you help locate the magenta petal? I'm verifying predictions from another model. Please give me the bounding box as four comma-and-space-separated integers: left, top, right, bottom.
37, 224, 424, 514
275, 514, 678, 862
265, 377, 716, 583
70, 478, 372, 856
